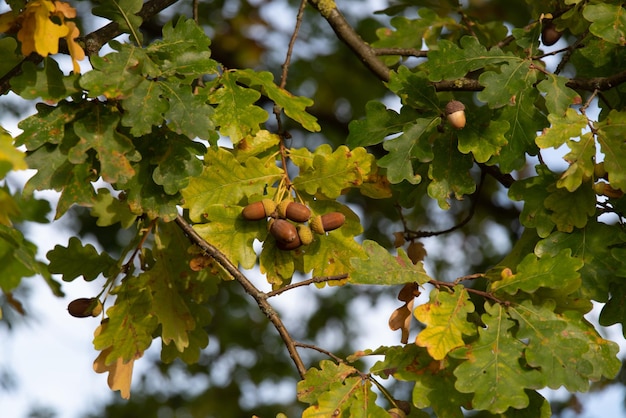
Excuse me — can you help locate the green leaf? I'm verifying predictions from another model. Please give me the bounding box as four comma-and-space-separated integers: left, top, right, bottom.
182, 147, 283, 222
297, 360, 358, 404
150, 132, 206, 195
0, 37, 22, 78
508, 165, 557, 237
490, 249, 583, 295
92, 0, 143, 45
162, 84, 215, 141
596, 109, 626, 191
452, 303, 543, 414
191, 205, 263, 269
427, 135, 476, 209
493, 90, 545, 173
291, 145, 376, 199
11, 58, 80, 102
231, 69, 320, 132
52, 162, 98, 218
537, 75, 581, 116
90, 188, 138, 228
423, 36, 514, 81
17, 101, 82, 150
47, 237, 116, 282
457, 116, 509, 163
0, 225, 41, 291
509, 300, 597, 391
544, 182, 596, 232
94, 275, 158, 364
346, 101, 419, 148
70, 107, 139, 184
534, 223, 626, 302
120, 79, 168, 136
298, 360, 388, 418
477, 61, 538, 109
388, 66, 440, 111
414, 285, 476, 360
79, 42, 148, 99
583, 3, 626, 45
599, 282, 626, 338
209, 71, 268, 143
350, 240, 432, 285
370, 345, 470, 418
378, 116, 439, 184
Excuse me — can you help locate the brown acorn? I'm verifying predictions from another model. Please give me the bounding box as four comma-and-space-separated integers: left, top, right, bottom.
276, 235, 302, 251
68, 297, 102, 318
242, 199, 276, 220
285, 202, 311, 223
321, 212, 346, 231
269, 219, 298, 243
542, 21, 562, 46
445, 100, 466, 129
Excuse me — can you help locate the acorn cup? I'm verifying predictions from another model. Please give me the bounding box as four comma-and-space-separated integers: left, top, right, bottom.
310, 212, 346, 234
445, 100, 466, 129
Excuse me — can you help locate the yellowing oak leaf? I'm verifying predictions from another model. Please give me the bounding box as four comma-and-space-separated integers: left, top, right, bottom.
93, 322, 140, 399
414, 285, 476, 360
93, 347, 136, 399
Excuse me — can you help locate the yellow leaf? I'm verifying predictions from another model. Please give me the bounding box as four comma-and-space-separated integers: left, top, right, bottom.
64, 21, 85, 73
92, 321, 141, 399
93, 348, 136, 399
53, 1, 77, 19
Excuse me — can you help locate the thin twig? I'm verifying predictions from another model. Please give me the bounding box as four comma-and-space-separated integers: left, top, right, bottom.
279, 0, 307, 89
429, 279, 509, 305
174, 214, 307, 378
266, 274, 349, 298
373, 47, 427, 57
295, 342, 346, 364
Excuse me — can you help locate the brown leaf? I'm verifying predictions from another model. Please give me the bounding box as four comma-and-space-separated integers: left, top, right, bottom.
392, 232, 406, 248
397, 282, 421, 302
388, 299, 414, 344
407, 240, 427, 264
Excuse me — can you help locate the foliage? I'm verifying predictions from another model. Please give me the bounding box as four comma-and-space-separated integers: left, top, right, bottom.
2, 0, 626, 416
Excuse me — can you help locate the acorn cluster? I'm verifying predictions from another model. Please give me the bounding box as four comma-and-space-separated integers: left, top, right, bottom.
241, 198, 346, 251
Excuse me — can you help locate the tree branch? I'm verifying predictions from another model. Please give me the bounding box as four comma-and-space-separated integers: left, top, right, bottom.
307, 0, 390, 82
174, 214, 307, 379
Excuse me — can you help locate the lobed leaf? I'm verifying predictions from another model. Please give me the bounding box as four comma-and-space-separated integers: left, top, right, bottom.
451, 303, 543, 413
414, 285, 476, 360
350, 240, 432, 286
47, 236, 116, 282
182, 147, 283, 222
490, 249, 583, 295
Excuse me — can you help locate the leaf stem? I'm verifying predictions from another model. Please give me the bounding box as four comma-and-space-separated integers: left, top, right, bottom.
174, 214, 307, 378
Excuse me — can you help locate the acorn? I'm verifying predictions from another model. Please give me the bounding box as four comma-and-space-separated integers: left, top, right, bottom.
445, 100, 466, 129
68, 297, 103, 318
297, 224, 314, 245
278, 200, 311, 223
541, 21, 562, 46
276, 234, 302, 251
242, 199, 276, 220
310, 212, 346, 234
269, 219, 298, 243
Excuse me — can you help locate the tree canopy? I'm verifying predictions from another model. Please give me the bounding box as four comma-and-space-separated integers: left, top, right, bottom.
2, 0, 626, 416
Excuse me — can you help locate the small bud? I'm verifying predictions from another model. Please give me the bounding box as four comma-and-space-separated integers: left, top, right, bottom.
445, 100, 466, 129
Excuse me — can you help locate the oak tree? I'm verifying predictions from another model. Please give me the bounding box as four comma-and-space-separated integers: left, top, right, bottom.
1, 0, 626, 416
